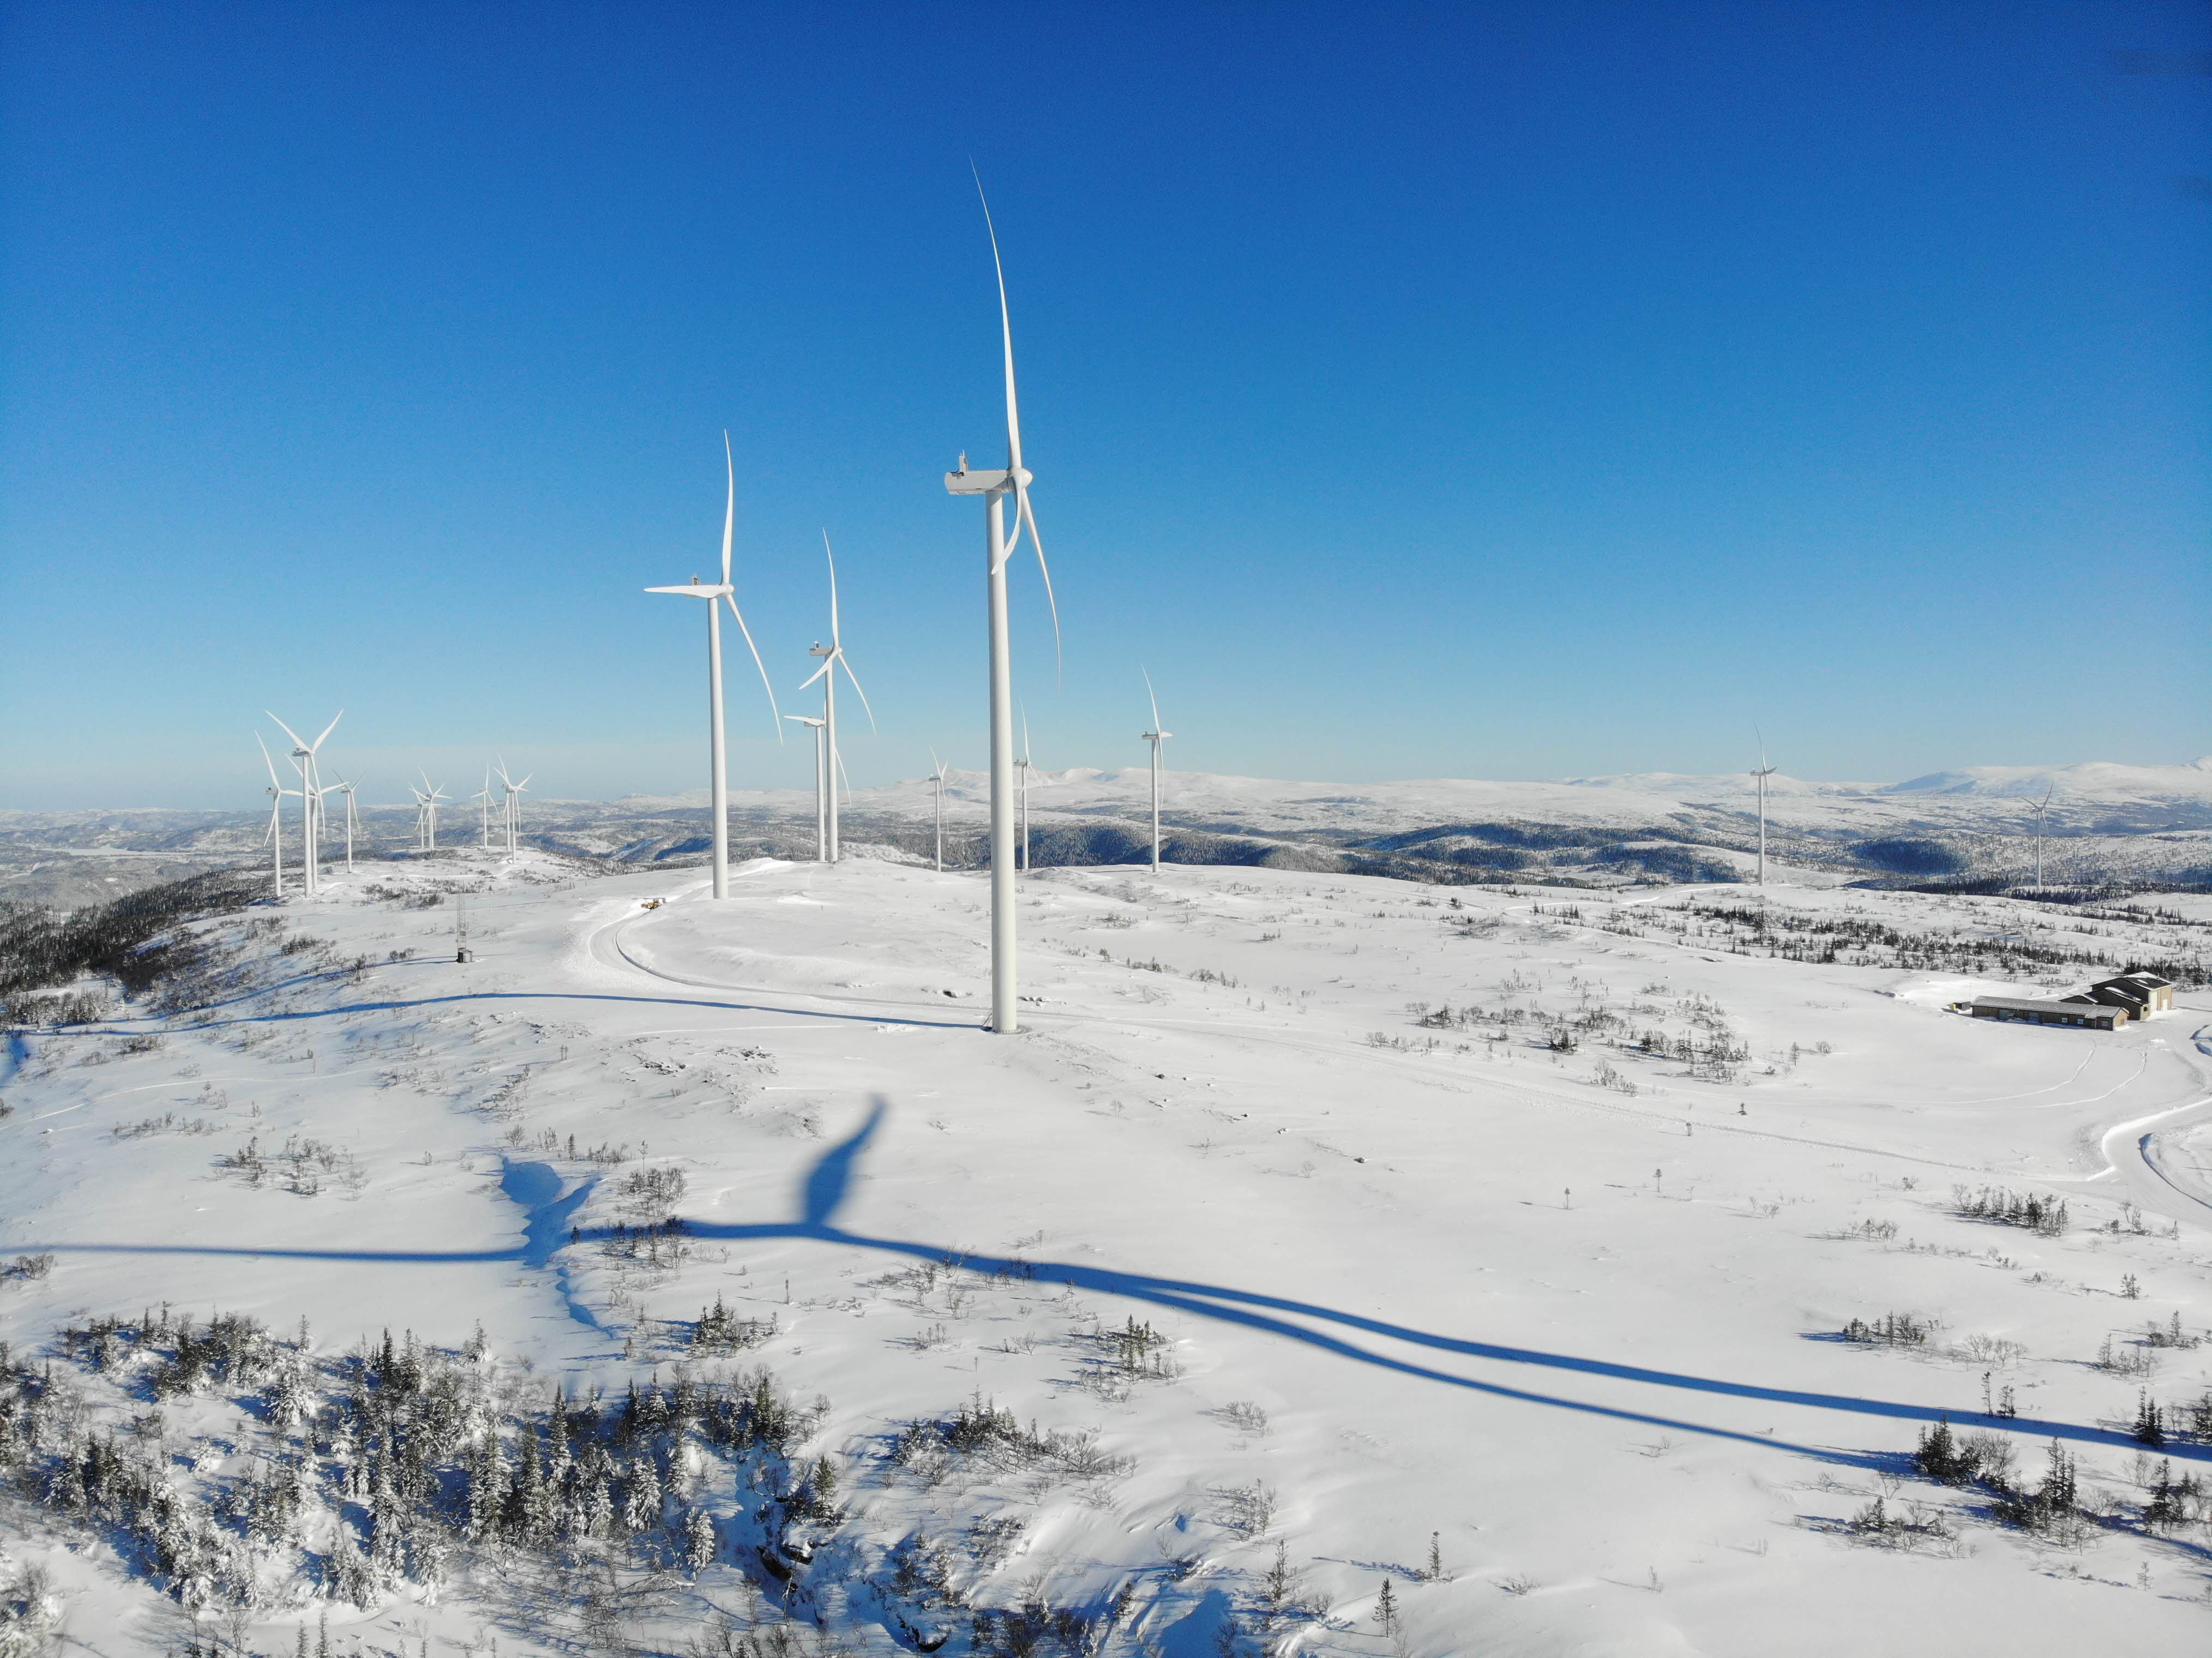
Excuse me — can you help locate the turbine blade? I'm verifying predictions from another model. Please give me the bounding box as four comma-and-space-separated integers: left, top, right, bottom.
837, 747, 853, 807
256, 731, 281, 786
1018, 487, 1061, 683
1021, 705, 1030, 764
838, 652, 877, 735
974, 166, 1023, 480
266, 712, 308, 752
311, 709, 344, 751
797, 659, 832, 692
723, 592, 784, 740
722, 431, 736, 590
1143, 664, 1161, 732
822, 531, 840, 648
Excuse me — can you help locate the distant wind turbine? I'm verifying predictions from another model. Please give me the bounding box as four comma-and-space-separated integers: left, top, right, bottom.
1751, 731, 1779, 887
327, 776, 363, 872
472, 770, 494, 849
416, 776, 448, 850
1141, 668, 1171, 873
2029, 781, 2055, 888
785, 715, 828, 861
495, 760, 530, 861
797, 533, 876, 867
943, 174, 1061, 1034
644, 434, 782, 900
255, 732, 300, 898
268, 711, 341, 893
928, 748, 949, 873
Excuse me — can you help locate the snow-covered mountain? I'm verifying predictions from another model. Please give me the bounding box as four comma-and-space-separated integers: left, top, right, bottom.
7, 758, 2210, 904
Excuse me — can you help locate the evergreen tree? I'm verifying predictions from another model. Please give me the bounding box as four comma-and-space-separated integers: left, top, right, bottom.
1374, 1578, 1399, 1636
685, 1507, 717, 1576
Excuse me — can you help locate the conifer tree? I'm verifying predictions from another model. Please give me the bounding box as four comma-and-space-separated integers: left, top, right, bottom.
686, 1507, 717, 1576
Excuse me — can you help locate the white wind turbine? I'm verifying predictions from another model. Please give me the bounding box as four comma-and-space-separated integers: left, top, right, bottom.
797, 533, 876, 867
784, 716, 828, 861
416, 776, 448, 850
268, 711, 342, 893
1140, 668, 1171, 873
255, 733, 301, 898
929, 748, 949, 873
472, 770, 494, 849
943, 176, 1061, 1034
644, 434, 782, 900
327, 776, 363, 872
1751, 731, 1779, 887
495, 761, 530, 861
2029, 780, 2055, 888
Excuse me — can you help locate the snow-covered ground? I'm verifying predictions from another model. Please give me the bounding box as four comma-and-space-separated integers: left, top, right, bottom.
3, 854, 2210, 1653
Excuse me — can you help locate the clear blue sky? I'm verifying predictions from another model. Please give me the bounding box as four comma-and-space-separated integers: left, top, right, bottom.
3, 2, 2206, 810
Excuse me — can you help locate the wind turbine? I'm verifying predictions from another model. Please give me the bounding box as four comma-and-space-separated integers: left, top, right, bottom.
784, 716, 828, 861
943, 176, 1061, 1034
929, 748, 949, 873
1016, 708, 1032, 873
268, 711, 342, 893
495, 760, 530, 861
1751, 731, 1779, 887
2029, 780, 2055, 888
473, 770, 494, 849
1140, 668, 1171, 873
644, 434, 782, 900
255, 732, 300, 898
326, 777, 363, 872
417, 776, 448, 850
797, 533, 876, 866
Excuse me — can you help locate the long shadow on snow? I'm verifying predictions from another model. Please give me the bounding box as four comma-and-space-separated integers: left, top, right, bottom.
25, 1098, 2191, 1470
44, 984, 976, 1036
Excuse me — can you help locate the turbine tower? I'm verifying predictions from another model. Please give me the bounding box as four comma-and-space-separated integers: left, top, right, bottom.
1751, 733, 1779, 887
797, 533, 876, 867
785, 714, 828, 860
268, 711, 342, 894
943, 177, 1061, 1035
473, 770, 494, 848
255, 732, 300, 898
2029, 780, 2055, 888
929, 748, 949, 873
644, 434, 781, 900
1140, 668, 1171, 873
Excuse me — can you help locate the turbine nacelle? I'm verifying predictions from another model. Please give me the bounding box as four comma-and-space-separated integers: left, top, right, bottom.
943, 464, 1032, 497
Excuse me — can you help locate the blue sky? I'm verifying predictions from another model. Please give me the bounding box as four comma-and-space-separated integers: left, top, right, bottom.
2, 2, 2207, 809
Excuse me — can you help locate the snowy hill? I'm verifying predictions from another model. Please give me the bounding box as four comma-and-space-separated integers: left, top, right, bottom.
1, 852, 2209, 1651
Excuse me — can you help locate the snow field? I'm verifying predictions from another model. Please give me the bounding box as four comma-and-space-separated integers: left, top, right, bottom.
2, 852, 2209, 1654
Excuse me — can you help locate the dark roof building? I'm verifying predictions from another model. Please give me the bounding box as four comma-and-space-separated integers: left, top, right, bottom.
1967, 996, 2126, 1031
2070, 974, 2174, 1020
